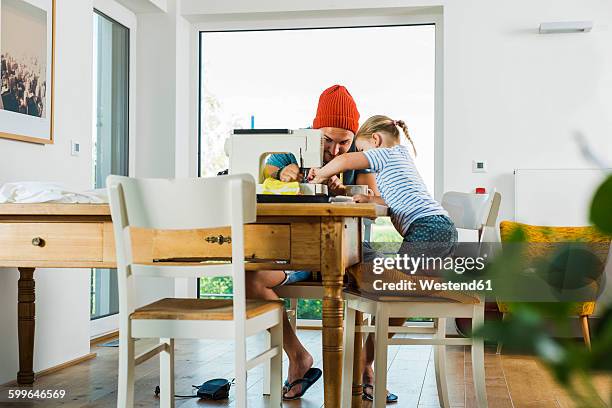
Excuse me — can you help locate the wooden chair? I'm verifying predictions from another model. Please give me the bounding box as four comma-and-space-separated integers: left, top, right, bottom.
497, 221, 611, 352
107, 174, 283, 408
442, 191, 502, 334
341, 286, 488, 408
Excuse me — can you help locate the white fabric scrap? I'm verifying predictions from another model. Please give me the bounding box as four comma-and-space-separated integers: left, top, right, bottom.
0, 182, 109, 204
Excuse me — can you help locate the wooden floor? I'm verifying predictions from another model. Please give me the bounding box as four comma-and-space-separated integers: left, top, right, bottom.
1, 329, 610, 407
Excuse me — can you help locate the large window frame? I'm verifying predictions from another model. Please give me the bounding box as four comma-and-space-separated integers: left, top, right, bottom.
191, 10, 444, 325
188, 8, 444, 194
90, 0, 136, 339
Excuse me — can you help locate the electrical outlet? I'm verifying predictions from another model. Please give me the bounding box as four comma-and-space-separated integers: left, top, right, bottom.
472, 160, 487, 173
71, 140, 80, 156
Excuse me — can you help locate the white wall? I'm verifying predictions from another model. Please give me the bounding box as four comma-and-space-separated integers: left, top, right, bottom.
0, 0, 94, 384
441, 0, 612, 222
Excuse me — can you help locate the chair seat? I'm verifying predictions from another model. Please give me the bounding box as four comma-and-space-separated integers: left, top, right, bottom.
130, 298, 283, 321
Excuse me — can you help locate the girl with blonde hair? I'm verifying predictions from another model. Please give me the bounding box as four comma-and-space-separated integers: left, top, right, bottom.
309, 115, 457, 401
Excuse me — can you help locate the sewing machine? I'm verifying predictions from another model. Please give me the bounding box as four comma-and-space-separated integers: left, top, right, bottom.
226, 129, 328, 196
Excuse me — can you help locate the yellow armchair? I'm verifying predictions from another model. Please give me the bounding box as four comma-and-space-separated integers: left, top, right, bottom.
497, 221, 610, 350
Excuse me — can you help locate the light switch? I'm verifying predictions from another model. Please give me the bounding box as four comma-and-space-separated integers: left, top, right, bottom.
472, 160, 487, 173
71, 140, 80, 156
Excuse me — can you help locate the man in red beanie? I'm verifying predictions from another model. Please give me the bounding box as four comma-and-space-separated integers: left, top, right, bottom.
245, 85, 383, 400
265, 84, 378, 195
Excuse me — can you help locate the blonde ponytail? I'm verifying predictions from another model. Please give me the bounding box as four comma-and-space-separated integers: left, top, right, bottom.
356, 115, 417, 157
395, 120, 417, 157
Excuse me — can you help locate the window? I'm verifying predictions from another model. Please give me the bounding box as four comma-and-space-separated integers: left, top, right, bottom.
90, 9, 129, 321
198, 24, 437, 318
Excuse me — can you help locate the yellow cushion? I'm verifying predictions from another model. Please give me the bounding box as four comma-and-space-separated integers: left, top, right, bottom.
497, 221, 610, 317
260, 177, 300, 195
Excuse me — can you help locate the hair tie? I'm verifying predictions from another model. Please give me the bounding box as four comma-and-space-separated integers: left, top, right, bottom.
391, 120, 397, 126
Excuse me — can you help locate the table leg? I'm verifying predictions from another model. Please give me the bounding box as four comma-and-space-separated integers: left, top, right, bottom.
321, 218, 345, 407
351, 311, 364, 408
17, 267, 36, 386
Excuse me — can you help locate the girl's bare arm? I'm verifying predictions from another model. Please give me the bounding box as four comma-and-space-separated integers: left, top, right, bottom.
309, 152, 370, 182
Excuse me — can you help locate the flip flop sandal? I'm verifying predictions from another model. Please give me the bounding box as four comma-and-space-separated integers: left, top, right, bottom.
282, 367, 322, 400
362, 383, 399, 404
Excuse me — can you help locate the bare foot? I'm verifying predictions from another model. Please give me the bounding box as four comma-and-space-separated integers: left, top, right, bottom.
362, 364, 374, 386
362, 365, 396, 401
283, 352, 314, 399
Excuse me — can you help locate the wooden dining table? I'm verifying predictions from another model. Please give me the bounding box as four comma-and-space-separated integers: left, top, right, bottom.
0, 202, 386, 407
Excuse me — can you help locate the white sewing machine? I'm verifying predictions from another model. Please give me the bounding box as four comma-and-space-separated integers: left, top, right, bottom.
225, 129, 328, 196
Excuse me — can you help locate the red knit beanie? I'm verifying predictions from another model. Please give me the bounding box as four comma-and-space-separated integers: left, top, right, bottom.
312, 85, 360, 134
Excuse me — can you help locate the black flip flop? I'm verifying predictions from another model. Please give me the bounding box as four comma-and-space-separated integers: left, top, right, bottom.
362, 383, 398, 404
282, 367, 322, 400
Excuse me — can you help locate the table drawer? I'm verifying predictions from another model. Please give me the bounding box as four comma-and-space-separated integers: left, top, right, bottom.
152, 224, 291, 261
0, 223, 103, 262
103, 224, 291, 263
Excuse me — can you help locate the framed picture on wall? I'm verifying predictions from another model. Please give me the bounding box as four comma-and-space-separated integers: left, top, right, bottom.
0, 0, 54, 144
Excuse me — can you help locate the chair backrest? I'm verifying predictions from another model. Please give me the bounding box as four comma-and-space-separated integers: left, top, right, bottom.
442, 191, 500, 233
106, 174, 256, 329
107, 174, 256, 230
443, 191, 502, 259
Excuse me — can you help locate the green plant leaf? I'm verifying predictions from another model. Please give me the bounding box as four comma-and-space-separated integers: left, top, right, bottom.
590, 175, 612, 234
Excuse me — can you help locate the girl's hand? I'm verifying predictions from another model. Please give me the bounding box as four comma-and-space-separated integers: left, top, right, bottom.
352, 194, 371, 203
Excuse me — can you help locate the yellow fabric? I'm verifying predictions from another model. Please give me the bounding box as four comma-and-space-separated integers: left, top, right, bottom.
497, 221, 611, 317
260, 177, 300, 195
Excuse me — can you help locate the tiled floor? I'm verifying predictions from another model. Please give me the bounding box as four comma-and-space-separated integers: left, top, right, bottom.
0, 330, 610, 407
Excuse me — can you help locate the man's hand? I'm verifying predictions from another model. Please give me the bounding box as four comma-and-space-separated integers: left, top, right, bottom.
352, 194, 371, 203
279, 164, 303, 182
327, 176, 346, 196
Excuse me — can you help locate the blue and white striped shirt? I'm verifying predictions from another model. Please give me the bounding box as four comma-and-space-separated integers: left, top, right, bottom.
363, 145, 447, 236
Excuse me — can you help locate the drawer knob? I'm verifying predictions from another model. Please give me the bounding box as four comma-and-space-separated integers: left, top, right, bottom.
205, 234, 232, 245
31, 237, 46, 247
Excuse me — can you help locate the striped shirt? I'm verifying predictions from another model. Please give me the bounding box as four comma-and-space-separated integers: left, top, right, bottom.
363, 145, 447, 236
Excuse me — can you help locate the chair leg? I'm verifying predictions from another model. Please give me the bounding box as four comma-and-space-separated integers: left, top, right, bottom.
434, 318, 450, 408
471, 303, 488, 408
262, 330, 271, 396
342, 305, 356, 408
373, 303, 389, 408
117, 328, 135, 408
159, 338, 175, 408
496, 313, 506, 354
235, 334, 248, 408
269, 316, 283, 408
580, 315, 592, 350
289, 298, 298, 331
